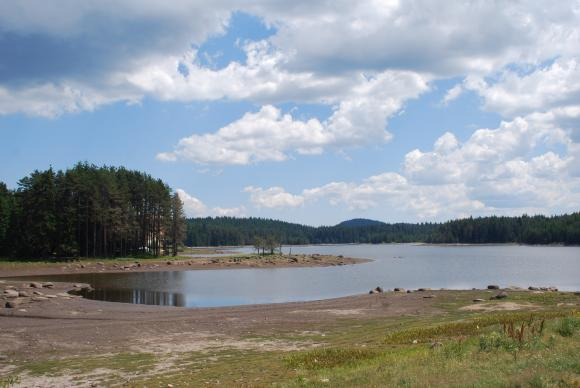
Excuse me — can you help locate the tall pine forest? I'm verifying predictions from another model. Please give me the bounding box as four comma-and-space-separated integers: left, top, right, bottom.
0, 163, 185, 259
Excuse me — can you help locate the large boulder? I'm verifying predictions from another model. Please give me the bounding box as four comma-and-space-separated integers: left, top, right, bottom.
487, 285, 500, 290
394, 287, 406, 293
43, 282, 55, 289
29, 282, 43, 289
3, 289, 19, 298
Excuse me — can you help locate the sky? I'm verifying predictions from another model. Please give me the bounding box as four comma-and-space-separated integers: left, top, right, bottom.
1, 1, 579, 226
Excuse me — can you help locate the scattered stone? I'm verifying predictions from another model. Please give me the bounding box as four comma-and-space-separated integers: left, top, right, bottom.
32, 296, 49, 301
5, 299, 21, 308
394, 287, 406, 293
43, 282, 55, 289
548, 287, 558, 292
412, 339, 418, 344
0, 355, 8, 361
417, 288, 431, 292
528, 286, 540, 291
30, 282, 43, 288
45, 295, 57, 298
18, 291, 31, 297
423, 295, 436, 299
97, 262, 104, 266
374, 286, 384, 293
3, 289, 19, 298
167, 261, 173, 265
32, 290, 43, 295
369, 289, 378, 294
491, 291, 508, 300
57, 293, 70, 297
472, 298, 485, 302
406, 290, 412, 293
430, 341, 443, 349
487, 285, 500, 290
80, 264, 86, 269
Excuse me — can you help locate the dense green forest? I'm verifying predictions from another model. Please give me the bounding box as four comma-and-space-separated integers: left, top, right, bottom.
0, 164, 185, 259
185, 213, 580, 247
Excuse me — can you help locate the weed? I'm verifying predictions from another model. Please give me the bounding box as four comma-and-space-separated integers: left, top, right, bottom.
285, 347, 379, 370
0, 375, 19, 388
556, 317, 580, 337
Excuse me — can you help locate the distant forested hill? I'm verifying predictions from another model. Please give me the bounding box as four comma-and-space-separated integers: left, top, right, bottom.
186, 213, 580, 247
337, 218, 386, 228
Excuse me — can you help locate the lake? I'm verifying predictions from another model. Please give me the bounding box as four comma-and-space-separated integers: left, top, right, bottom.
18, 244, 580, 308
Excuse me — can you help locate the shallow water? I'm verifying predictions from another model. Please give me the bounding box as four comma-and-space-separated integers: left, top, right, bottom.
17, 244, 580, 308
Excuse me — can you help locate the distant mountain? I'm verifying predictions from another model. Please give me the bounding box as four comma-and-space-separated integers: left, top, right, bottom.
336, 218, 386, 228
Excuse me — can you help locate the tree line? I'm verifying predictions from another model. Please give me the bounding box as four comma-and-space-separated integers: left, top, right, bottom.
0, 163, 186, 259
185, 213, 580, 247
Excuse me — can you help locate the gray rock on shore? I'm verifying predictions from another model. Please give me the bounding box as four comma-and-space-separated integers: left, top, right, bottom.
491, 291, 508, 300
3, 289, 19, 298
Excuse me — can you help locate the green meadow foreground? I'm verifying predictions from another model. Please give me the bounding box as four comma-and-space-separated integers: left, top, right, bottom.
0, 258, 579, 387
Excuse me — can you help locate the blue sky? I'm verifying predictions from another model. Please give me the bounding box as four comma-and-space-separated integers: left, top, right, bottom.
1, 3, 579, 225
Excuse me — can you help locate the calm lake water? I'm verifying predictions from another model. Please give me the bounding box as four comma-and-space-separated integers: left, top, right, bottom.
17, 244, 580, 308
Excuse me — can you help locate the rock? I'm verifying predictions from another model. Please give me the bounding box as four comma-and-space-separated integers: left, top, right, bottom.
45, 295, 57, 298
167, 261, 173, 265
32, 297, 49, 301
430, 341, 443, 349
406, 290, 412, 293
43, 282, 54, 289
369, 289, 378, 294
575, 292, 580, 296
548, 287, 558, 292
423, 295, 435, 299
30, 282, 43, 288
417, 288, 431, 292
487, 285, 500, 290
18, 291, 31, 297
33, 291, 43, 295
394, 287, 406, 293
528, 286, 540, 291
0, 354, 8, 361
3, 289, 19, 298
97, 262, 104, 266
472, 298, 485, 302
491, 291, 508, 300
374, 286, 384, 293
5, 299, 22, 308
57, 293, 70, 297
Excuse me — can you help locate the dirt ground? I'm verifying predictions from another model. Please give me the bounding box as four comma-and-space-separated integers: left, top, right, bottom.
0, 278, 446, 363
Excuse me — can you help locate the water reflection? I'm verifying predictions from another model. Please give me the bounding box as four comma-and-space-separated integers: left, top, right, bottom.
9, 244, 580, 308
81, 287, 186, 306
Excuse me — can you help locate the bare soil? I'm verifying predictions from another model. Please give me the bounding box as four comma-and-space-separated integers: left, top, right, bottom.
0, 278, 442, 362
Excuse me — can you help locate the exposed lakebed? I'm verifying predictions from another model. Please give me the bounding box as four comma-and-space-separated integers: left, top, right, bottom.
15, 244, 580, 307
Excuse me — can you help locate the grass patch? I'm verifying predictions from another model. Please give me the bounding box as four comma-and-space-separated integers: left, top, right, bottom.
17, 352, 157, 377
285, 347, 380, 370
384, 310, 577, 344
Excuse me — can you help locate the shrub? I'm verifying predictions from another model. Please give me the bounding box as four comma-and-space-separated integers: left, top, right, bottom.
556, 317, 580, 337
